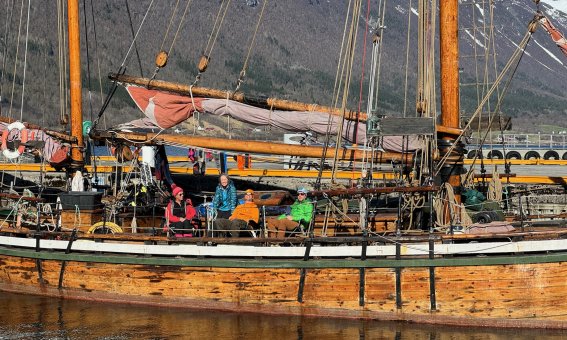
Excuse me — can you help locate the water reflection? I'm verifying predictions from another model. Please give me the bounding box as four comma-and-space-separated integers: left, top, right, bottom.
1, 292, 566, 339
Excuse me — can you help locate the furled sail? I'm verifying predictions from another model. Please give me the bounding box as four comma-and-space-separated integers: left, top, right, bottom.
124, 87, 199, 130
121, 86, 424, 152
123, 86, 364, 142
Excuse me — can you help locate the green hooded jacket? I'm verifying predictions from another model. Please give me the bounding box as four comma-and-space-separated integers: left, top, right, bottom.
289, 198, 313, 224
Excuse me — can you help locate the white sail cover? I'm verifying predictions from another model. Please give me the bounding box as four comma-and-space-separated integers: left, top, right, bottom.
201, 98, 365, 143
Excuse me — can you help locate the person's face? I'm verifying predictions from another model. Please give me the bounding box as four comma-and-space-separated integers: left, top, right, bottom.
244, 192, 253, 202
298, 192, 307, 201
220, 176, 229, 187
176, 192, 184, 200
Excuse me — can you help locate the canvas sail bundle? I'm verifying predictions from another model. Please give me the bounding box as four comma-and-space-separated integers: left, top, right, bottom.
121, 86, 424, 152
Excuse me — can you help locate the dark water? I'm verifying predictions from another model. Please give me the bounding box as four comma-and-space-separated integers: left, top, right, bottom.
1, 292, 567, 340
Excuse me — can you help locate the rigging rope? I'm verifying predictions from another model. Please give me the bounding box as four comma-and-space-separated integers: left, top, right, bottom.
464, 0, 504, 178
356, 0, 373, 114
421, 0, 437, 122
401, 192, 425, 229
329, 0, 362, 184
204, 0, 231, 58
433, 183, 458, 228
84, 0, 102, 113
487, 168, 503, 202
315, 0, 354, 189
315, 0, 362, 187
402, 0, 411, 117
167, 0, 193, 57
8, 0, 25, 120
193, 0, 232, 85
462, 24, 536, 184
436, 22, 537, 177
360, 0, 387, 178
150, 0, 193, 80
425, 0, 438, 186
91, 0, 154, 132
120, 0, 155, 68
19, 0, 30, 122
82, 0, 94, 122
235, 0, 268, 92
124, 0, 144, 78
81, 0, 103, 180
57, 0, 69, 125
460, 203, 473, 227
159, 0, 181, 53
0, 0, 15, 116
41, 33, 47, 127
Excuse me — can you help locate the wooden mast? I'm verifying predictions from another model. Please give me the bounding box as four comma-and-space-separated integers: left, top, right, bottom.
439, 0, 462, 201
68, 0, 83, 168
440, 0, 459, 130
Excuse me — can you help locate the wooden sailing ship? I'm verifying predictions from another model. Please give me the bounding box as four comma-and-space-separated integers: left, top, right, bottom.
1, 0, 567, 329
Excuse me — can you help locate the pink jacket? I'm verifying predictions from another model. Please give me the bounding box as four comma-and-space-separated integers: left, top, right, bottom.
165, 199, 197, 228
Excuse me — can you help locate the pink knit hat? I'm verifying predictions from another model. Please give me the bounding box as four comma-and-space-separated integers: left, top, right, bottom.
172, 184, 183, 197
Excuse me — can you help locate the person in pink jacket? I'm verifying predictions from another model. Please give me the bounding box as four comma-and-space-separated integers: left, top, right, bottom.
164, 184, 198, 237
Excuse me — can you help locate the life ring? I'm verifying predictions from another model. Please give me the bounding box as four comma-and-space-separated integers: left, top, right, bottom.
1, 121, 28, 159
88, 221, 123, 234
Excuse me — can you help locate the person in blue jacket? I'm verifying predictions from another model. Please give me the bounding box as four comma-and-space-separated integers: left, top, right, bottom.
213, 173, 237, 219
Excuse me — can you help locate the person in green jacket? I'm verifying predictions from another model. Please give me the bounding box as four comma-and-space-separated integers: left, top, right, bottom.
266, 187, 313, 238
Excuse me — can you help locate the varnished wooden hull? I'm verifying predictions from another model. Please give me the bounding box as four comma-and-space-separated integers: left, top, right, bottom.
1, 242, 567, 328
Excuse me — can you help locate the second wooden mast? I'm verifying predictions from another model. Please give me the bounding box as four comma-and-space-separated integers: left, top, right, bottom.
439, 0, 463, 201
68, 0, 84, 169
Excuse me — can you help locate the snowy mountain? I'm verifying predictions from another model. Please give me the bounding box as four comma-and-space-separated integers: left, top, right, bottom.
0, 0, 565, 132
544, 0, 567, 15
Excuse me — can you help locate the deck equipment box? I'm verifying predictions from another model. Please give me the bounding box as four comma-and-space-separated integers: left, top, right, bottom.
58, 192, 103, 210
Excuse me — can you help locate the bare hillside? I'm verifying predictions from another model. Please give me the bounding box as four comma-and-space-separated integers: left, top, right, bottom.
0, 0, 565, 134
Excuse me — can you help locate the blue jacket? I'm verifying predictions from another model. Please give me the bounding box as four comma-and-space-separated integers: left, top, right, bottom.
213, 181, 237, 213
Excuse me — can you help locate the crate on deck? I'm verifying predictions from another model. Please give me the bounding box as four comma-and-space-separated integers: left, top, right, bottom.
58, 192, 104, 211
57, 192, 104, 233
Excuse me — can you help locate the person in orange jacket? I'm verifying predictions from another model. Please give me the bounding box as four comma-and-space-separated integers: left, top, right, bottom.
213, 189, 259, 237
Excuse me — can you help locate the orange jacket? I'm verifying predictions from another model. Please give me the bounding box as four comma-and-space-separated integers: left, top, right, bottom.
229, 202, 259, 223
